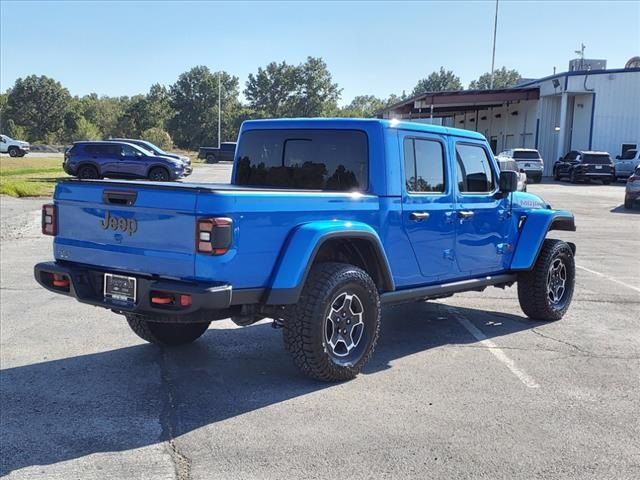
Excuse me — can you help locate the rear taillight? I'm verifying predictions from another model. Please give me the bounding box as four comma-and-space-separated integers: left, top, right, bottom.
196, 217, 232, 255
42, 204, 57, 236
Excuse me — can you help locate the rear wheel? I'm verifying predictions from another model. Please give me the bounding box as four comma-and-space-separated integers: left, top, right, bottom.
517, 239, 575, 321
77, 164, 99, 179
283, 262, 381, 382
206, 153, 218, 163
125, 314, 211, 346
149, 167, 170, 181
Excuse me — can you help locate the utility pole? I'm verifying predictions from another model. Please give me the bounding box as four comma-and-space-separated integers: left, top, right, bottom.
217, 71, 222, 149
490, 0, 499, 89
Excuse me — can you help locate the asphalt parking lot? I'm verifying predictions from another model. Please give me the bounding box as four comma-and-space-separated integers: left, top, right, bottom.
1, 165, 639, 479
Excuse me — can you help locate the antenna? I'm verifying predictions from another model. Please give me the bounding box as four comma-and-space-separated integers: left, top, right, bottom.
574, 43, 586, 70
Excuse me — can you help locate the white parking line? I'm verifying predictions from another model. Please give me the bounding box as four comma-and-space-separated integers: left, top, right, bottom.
454, 310, 540, 389
577, 265, 640, 293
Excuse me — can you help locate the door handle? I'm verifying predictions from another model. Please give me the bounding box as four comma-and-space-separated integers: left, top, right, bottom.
458, 210, 475, 220
410, 212, 430, 221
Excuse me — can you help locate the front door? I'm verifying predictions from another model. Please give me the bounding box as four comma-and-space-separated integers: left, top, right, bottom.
400, 131, 456, 283
453, 141, 510, 275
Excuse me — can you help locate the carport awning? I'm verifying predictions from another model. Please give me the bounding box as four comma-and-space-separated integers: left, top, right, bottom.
379, 87, 540, 118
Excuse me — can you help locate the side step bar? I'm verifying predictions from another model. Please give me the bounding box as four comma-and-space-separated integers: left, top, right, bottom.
380, 274, 517, 306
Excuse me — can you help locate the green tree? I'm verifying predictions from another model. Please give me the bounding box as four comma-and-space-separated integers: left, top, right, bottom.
245, 61, 298, 117
168, 66, 240, 149
411, 67, 463, 96
469, 67, 522, 90
6, 75, 71, 141
339, 95, 386, 118
141, 127, 172, 150
4, 119, 27, 140
76, 94, 130, 138
291, 57, 342, 117
72, 117, 101, 140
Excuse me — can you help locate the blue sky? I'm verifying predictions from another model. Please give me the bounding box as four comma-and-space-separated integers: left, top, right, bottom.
1, 1, 638, 104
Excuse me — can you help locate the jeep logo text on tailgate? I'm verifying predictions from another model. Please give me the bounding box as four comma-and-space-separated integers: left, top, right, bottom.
100, 211, 137, 236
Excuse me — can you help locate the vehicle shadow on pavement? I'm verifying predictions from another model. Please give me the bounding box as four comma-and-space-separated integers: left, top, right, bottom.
610, 205, 640, 214
0, 302, 538, 475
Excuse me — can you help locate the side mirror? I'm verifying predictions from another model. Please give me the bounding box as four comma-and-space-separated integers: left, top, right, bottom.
499, 170, 518, 193
135, 152, 143, 157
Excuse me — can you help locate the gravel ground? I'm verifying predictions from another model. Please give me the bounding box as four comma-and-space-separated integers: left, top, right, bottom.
1, 169, 638, 479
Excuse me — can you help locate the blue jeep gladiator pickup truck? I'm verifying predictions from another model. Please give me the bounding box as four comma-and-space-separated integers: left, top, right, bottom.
35, 119, 576, 381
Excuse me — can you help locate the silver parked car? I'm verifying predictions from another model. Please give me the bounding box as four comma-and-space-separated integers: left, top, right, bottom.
497, 158, 527, 192
615, 149, 640, 180
497, 148, 544, 183
624, 165, 640, 209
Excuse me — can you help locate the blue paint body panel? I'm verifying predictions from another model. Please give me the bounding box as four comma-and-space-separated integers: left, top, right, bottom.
49, 118, 575, 305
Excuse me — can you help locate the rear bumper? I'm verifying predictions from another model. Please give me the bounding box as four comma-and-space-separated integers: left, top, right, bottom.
34, 261, 251, 322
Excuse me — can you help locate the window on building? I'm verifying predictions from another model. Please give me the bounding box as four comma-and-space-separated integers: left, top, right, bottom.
403, 137, 445, 193
456, 144, 496, 193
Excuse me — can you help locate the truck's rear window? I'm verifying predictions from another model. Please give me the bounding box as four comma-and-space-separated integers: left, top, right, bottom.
512, 151, 541, 160
582, 154, 612, 165
235, 129, 368, 191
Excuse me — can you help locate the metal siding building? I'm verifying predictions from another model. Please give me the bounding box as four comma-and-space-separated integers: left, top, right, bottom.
379, 68, 640, 176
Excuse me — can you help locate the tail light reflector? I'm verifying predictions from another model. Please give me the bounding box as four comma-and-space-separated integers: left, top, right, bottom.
42, 204, 57, 235
197, 218, 232, 255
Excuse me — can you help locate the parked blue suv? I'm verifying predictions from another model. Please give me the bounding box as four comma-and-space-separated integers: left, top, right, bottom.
63, 141, 192, 181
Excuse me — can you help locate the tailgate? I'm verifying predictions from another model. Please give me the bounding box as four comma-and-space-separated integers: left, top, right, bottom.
54, 182, 198, 279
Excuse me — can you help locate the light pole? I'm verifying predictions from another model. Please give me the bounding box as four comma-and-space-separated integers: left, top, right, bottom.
217, 72, 222, 149
490, 0, 499, 89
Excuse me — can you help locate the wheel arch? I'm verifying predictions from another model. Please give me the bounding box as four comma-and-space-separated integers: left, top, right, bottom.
266, 221, 395, 305
510, 210, 576, 271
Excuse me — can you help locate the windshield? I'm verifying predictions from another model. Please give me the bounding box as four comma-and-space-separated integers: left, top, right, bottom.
582, 154, 612, 165
139, 140, 165, 155
621, 150, 637, 160
513, 150, 541, 160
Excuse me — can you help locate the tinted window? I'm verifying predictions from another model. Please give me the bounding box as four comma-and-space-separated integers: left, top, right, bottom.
513, 150, 541, 160
620, 149, 637, 160
582, 154, 612, 165
456, 144, 496, 193
404, 137, 445, 193
221, 143, 236, 151
121, 144, 141, 156
84, 144, 119, 156
236, 130, 368, 191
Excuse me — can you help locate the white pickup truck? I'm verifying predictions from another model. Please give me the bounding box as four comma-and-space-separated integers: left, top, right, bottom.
0, 134, 30, 157
615, 148, 640, 180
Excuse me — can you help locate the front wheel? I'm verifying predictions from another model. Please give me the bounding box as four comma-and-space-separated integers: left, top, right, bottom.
148, 167, 170, 181
283, 262, 381, 382
125, 314, 211, 346
553, 169, 561, 181
624, 196, 633, 209
8, 147, 19, 157
517, 239, 575, 321
569, 170, 578, 184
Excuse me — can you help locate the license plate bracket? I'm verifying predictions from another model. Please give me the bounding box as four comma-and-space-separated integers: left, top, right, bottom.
104, 273, 137, 304
595, 165, 602, 169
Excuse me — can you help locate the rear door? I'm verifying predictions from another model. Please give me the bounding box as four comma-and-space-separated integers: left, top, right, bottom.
453, 141, 510, 275
400, 130, 456, 282
54, 183, 199, 279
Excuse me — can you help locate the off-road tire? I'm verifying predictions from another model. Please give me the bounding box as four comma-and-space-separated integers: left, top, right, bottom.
148, 167, 170, 181
283, 262, 381, 382
206, 153, 218, 163
8, 147, 19, 157
77, 164, 99, 179
125, 314, 211, 346
517, 239, 575, 321
624, 196, 633, 209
